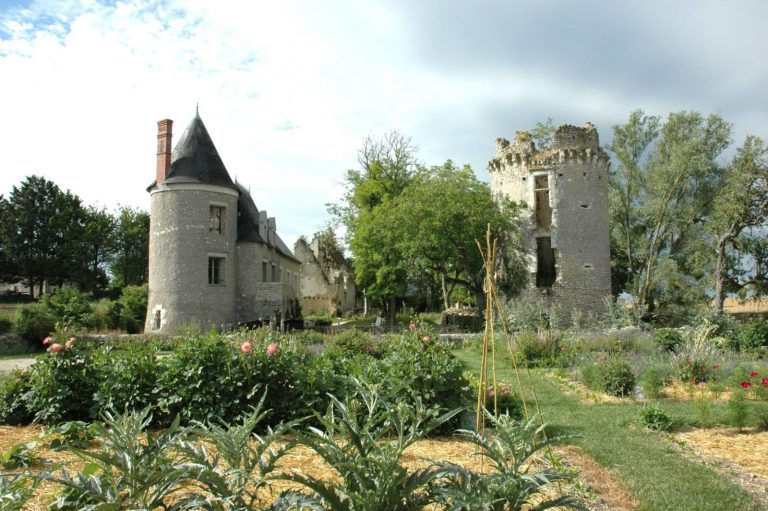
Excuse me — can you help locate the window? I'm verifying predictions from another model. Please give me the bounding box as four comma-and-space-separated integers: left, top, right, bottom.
153, 310, 161, 330
209, 206, 224, 233
208, 257, 225, 284
262, 261, 268, 282
534, 175, 552, 229
271, 264, 277, 283
535, 237, 556, 288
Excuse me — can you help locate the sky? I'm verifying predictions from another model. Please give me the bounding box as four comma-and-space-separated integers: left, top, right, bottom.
0, 0, 766, 249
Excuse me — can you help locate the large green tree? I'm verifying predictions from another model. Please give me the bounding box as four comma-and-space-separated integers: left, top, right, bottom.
709, 135, 768, 312
329, 131, 418, 323
111, 207, 149, 287
608, 110, 732, 316
0, 176, 87, 298
77, 206, 118, 293
374, 161, 525, 311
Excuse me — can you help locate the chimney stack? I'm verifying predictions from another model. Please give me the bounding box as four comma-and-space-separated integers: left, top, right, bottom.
156, 119, 173, 185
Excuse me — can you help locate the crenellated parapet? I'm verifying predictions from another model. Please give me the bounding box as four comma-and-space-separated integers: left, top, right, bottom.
489, 122, 608, 174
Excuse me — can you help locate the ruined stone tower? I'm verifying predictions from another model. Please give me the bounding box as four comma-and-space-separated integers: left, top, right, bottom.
489, 123, 611, 324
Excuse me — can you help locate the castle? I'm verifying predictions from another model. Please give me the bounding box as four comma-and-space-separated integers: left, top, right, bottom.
144, 113, 301, 334
489, 123, 611, 323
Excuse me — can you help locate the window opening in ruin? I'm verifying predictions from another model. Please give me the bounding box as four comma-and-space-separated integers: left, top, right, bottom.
153, 310, 161, 330
536, 237, 556, 288
208, 257, 225, 285
262, 261, 268, 282
209, 206, 224, 233
534, 175, 552, 229
271, 264, 277, 282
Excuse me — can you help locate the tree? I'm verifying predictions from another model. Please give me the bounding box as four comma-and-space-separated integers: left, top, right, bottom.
74, 206, 118, 293
375, 161, 525, 312
709, 135, 768, 312
0, 176, 87, 298
329, 131, 418, 323
608, 111, 732, 316
111, 207, 149, 287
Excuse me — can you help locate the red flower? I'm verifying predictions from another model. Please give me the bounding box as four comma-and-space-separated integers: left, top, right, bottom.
712, 364, 720, 369
700, 365, 707, 371
750, 372, 759, 378
762, 377, 768, 386
266, 343, 279, 357
740, 381, 752, 389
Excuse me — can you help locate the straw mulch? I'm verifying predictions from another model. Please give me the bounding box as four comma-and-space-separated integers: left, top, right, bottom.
547, 371, 629, 404
0, 423, 633, 510
663, 380, 734, 401
674, 427, 768, 508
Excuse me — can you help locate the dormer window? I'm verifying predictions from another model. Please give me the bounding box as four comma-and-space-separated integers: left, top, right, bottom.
209, 205, 224, 233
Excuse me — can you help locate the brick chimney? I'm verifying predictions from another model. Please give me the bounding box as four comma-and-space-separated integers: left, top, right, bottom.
156, 119, 173, 184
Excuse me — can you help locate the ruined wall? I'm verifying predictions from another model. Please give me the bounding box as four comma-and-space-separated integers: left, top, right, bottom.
294, 238, 356, 316
145, 184, 239, 333
489, 123, 611, 325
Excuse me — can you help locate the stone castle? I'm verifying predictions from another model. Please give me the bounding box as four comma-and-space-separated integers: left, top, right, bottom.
144, 113, 302, 333
489, 123, 611, 323
144, 114, 611, 332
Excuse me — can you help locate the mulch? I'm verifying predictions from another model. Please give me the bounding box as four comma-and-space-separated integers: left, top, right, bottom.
0, 423, 630, 510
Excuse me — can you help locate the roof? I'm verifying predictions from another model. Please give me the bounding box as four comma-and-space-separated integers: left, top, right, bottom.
162, 113, 238, 191
235, 182, 300, 263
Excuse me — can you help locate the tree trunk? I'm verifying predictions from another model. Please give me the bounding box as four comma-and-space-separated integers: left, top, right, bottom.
714, 235, 731, 314
441, 273, 449, 311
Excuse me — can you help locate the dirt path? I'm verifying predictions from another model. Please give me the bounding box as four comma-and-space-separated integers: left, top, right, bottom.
0, 356, 37, 373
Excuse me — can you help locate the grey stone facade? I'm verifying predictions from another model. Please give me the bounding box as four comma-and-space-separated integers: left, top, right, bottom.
145, 114, 300, 334
489, 123, 611, 325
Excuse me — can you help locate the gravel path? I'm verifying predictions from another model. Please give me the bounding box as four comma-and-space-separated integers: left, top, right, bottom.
0, 357, 37, 373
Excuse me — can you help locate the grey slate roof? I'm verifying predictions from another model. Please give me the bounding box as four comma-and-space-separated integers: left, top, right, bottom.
163, 113, 238, 191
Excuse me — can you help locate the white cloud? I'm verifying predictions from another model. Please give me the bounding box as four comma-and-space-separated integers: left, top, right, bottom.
0, 0, 766, 250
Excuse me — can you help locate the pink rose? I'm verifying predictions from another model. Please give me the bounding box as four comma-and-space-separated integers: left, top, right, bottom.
266, 343, 279, 357
422, 336, 430, 342
42, 336, 53, 346
713, 364, 720, 369
50, 343, 63, 353
65, 338, 75, 349
408, 323, 416, 331
240, 340, 253, 354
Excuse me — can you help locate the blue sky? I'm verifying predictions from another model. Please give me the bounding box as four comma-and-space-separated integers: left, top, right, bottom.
1, 0, 766, 248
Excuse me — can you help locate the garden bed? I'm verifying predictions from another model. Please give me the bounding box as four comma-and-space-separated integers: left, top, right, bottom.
0, 424, 610, 510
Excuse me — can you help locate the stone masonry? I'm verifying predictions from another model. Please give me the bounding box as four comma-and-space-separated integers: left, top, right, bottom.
489, 123, 611, 325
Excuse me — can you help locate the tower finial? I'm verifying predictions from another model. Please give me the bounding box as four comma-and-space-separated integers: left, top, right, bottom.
195, 102, 199, 116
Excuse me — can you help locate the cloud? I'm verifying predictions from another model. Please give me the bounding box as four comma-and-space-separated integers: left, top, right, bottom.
0, 0, 766, 250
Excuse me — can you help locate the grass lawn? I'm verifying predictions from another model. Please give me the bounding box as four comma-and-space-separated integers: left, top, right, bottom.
455, 345, 764, 511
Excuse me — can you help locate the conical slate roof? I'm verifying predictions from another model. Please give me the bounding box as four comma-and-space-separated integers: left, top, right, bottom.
163, 113, 237, 190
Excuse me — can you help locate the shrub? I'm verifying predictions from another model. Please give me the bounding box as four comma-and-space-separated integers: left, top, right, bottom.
324, 328, 374, 357
514, 330, 562, 367
41, 287, 97, 331
728, 389, 749, 431
14, 303, 55, 342
116, 284, 148, 334
24, 341, 101, 423
0, 315, 12, 334
640, 404, 673, 431
736, 321, 768, 351
581, 355, 636, 397
92, 345, 161, 413
0, 371, 34, 425
640, 365, 668, 399
653, 328, 683, 353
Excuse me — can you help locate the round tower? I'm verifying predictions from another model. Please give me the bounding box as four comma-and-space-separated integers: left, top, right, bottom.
145, 113, 239, 334
489, 122, 611, 325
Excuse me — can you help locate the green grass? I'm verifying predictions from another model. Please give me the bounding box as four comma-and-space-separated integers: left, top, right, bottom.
455, 346, 763, 511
